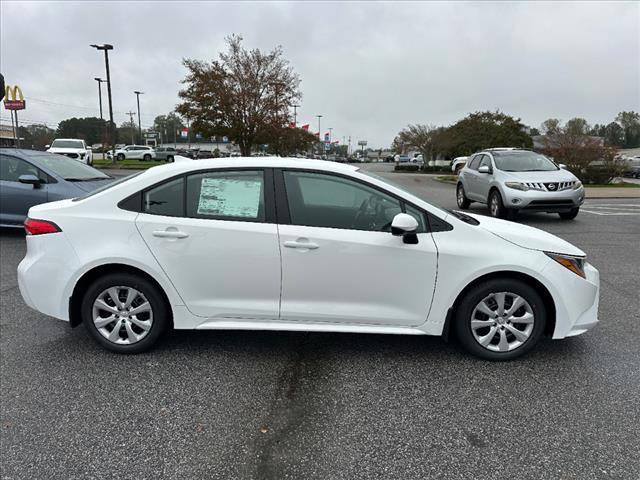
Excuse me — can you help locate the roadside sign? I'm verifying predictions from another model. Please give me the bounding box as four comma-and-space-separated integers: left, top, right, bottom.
357, 140, 367, 146
4, 85, 25, 110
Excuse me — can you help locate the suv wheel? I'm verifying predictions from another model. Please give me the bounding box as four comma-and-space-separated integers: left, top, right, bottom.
456, 183, 471, 209
558, 207, 579, 220
454, 278, 546, 360
489, 190, 508, 219
81, 273, 170, 353
167, 155, 174, 163
117, 153, 125, 161
143, 154, 152, 161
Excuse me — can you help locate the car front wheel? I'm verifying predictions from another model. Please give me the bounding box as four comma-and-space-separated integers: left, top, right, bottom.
81, 273, 170, 353
558, 207, 579, 220
454, 278, 546, 360
117, 153, 125, 161
489, 190, 508, 219
456, 183, 471, 209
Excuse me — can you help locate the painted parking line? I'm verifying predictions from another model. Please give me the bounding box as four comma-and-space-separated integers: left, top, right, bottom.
581, 203, 640, 216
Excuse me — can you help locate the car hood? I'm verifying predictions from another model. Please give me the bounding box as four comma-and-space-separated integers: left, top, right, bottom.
464, 213, 585, 257
66, 178, 113, 193
48, 147, 87, 154
500, 170, 577, 182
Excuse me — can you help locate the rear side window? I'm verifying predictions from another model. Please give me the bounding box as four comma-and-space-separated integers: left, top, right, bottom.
186, 170, 265, 221
144, 177, 184, 217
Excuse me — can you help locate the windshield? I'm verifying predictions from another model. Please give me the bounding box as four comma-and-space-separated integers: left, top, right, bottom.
51, 140, 84, 149
493, 151, 558, 172
24, 151, 110, 180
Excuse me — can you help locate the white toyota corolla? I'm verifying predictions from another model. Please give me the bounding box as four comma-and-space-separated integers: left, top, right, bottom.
17, 158, 599, 360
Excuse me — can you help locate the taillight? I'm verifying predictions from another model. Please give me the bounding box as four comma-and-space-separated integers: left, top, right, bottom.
24, 218, 61, 235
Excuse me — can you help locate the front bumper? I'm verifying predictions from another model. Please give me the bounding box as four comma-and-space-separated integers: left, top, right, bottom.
502, 186, 585, 211
541, 259, 600, 339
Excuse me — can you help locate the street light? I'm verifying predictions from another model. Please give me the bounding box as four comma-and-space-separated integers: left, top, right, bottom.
91, 44, 115, 164
292, 104, 300, 127
134, 90, 144, 144
93, 78, 106, 120
316, 115, 322, 154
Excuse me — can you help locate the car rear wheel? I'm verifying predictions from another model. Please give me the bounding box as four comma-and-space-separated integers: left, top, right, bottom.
454, 278, 546, 360
143, 154, 151, 161
558, 207, 579, 220
117, 153, 125, 161
456, 183, 471, 209
167, 155, 174, 163
489, 190, 508, 219
81, 273, 170, 353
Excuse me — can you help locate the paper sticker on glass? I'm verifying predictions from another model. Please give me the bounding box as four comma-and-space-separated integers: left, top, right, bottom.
196, 173, 263, 218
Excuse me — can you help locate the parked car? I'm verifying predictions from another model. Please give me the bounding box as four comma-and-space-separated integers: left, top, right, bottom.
456, 149, 584, 220
18, 157, 599, 360
623, 165, 640, 179
106, 145, 156, 161
411, 154, 424, 164
0, 148, 112, 227
154, 147, 177, 162
451, 156, 468, 174
395, 154, 411, 163
46, 139, 93, 165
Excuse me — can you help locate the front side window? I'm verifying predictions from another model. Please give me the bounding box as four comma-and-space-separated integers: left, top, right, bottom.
0, 155, 47, 183
479, 155, 492, 169
186, 170, 265, 221
283, 171, 403, 231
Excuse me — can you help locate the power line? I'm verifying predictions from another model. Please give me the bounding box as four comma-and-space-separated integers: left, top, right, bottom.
25, 96, 164, 118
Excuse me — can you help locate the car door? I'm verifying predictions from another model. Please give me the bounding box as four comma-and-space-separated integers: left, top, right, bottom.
135, 168, 281, 319
475, 154, 494, 201
276, 169, 438, 327
0, 154, 49, 226
461, 154, 482, 201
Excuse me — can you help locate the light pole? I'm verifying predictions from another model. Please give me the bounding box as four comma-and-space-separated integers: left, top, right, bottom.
94, 78, 105, 120
91, 44, 115, 164
134, 90, 144, 144
292, 104, 300, 127
316, 114, 322, 155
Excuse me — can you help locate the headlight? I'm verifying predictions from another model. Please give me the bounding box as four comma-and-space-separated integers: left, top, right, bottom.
545, 252, 586, 278
505, 182, 529, 191
572, 180, 583, 190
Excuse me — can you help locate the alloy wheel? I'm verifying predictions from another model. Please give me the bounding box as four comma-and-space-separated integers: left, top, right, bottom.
470, 292, 535, 352
92, 286, 153, 345
490, 195, 499, 217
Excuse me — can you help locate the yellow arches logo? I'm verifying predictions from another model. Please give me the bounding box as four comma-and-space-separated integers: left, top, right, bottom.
4, 85, 26, 110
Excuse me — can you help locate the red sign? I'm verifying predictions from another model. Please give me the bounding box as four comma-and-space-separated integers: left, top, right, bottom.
4, 100, 26, 110
4, 85, 25, 110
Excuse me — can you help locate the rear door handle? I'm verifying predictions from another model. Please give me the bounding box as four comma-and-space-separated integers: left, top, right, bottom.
152, 229, 189, 239
284, 240, 319, 250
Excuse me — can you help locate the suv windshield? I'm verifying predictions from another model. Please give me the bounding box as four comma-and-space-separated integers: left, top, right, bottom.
493, 151, 558, 172
51, 140, 84, 149
25, 151, 110, 181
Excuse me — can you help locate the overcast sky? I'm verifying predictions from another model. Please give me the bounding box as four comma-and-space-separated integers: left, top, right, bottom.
1, 0, 638, 148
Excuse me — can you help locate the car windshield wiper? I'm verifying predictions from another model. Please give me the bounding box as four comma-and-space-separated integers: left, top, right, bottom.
65, 176, 110, 181
448, 209, 479, 225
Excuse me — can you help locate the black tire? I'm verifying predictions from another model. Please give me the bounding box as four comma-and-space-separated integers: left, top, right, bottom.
143, 154, 151, 161
456, 183, 471, 209
488, 189, 508, 219
454, 278, 547, 361
167, 155, 174, 163
117, 153, 125, 161
558, 207, 579, 220
81, 273, 170, 354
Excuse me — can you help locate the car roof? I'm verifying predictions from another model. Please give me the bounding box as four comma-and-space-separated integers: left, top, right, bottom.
52, 138, 84, 141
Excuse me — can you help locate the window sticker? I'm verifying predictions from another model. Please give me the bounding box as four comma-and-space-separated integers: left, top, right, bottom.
197, 177, 262, 218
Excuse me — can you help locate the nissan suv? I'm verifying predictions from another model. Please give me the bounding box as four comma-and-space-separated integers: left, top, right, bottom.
456, 148, 585, 220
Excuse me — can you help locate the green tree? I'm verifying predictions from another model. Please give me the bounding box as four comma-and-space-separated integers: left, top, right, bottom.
18, 124, 56, 150
257, 126, 318, 156
177, 34, 302, 156
393, 124, 447, 161
615, 111, 640, 148
56, 117, 107, 145
153, 112, 185, 144
564, 117, 590, 136
603, 122, 624, 147
540, 118, 562, 135
116, 120, 137, 145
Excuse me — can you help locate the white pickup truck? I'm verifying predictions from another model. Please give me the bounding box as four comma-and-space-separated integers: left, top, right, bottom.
47, 139, 93, 165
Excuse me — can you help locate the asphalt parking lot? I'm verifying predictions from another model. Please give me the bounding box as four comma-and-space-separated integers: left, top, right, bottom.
1, 164, 639, 480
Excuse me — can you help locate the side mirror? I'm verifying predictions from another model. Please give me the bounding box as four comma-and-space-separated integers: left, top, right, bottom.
86, 146, 92, 151
18, 174, 42, 188
559, 163, 567, 169
478, 165, 492, 174
391, 213, 419, 244
45, 144, 50, 149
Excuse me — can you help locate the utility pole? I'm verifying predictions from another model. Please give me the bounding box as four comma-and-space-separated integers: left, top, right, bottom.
127, 111, 136, 145
316, 114, 322, 155
134, 91, 143, 144
348, 136, 351, 156
292, 104, 299, 127
94, 78, 105, 120
91, 44, 115, 164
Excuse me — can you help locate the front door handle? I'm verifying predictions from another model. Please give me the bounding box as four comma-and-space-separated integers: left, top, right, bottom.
152, 229, 189, 239
284, 239, 319, 250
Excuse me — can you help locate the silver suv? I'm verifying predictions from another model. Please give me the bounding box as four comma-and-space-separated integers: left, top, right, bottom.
456, 148, 585, 220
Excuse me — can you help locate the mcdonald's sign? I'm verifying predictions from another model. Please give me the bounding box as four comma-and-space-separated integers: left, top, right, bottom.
4, 85, 26, 110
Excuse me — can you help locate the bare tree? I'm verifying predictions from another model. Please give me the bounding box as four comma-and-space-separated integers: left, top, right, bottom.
177, 35, 301, 156
394, 124, 443, 161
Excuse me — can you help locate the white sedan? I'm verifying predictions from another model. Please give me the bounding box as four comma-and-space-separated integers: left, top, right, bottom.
17, 158, 599, 360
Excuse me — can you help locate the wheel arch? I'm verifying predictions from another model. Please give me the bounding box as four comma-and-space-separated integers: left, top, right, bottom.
69, 263, 174, 328
447, 270, 556, 337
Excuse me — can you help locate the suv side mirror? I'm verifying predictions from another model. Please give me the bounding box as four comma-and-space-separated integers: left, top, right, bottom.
391, 213, 419, 244
478, 165, 492, 174
45, 144, 50, 149
558, 163, 567, 169
18, 174, 42, 189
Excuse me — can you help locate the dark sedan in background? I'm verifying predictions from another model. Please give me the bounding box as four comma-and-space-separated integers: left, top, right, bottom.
0, 149, 113, 228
